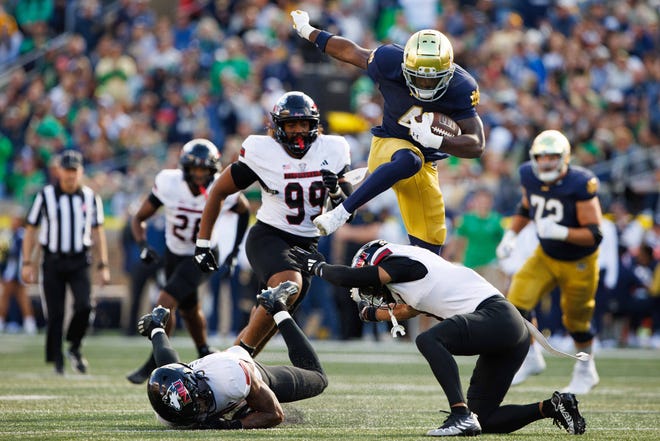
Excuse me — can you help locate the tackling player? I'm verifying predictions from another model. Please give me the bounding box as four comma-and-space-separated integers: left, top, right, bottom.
496, 130, 603, 394
137, 282, 327, 429
289, 240, 586, 436
126, 139, 249, 384
194, 91, 352, 357
290, 10, 485, 254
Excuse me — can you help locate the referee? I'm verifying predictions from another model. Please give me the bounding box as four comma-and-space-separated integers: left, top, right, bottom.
21, 150, 110, 375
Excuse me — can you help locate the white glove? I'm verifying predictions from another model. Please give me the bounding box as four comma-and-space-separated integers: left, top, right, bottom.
536, 218, 569, 240
409, 112, 444, 149
496, 230, 518, 259
291, 10, 315, 40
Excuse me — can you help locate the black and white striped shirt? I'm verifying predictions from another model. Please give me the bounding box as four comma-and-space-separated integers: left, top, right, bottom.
26, 184, 104, 254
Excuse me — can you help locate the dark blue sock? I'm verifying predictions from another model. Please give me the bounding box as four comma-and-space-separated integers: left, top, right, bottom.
409, 234, 442, 255
343, 149, 422, 213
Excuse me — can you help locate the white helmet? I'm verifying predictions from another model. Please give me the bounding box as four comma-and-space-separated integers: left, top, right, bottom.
529, 130, 571, 183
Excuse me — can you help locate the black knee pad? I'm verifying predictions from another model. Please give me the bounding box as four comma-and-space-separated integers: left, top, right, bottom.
569, 331, 594, 344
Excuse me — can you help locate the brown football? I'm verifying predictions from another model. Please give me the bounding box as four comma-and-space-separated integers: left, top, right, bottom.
415, 112, 461, 137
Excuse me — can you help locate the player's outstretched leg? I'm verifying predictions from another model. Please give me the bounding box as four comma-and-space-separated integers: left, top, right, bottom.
127, 306, 170, 384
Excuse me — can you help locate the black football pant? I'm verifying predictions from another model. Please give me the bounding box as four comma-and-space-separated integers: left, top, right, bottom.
151, 315, 328, 404
416, 295, 550, 433
42, 254, 92, 366
257, 317, 328, 403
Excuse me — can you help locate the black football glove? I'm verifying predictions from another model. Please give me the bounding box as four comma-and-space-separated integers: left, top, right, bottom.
320, 169, 340, 196
194, 240, 219, 272
287, 246, 326, 276
357, 299, 378, 322
138, 242, 159, 264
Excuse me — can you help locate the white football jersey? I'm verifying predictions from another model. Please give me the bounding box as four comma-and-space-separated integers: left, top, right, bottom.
189, 346, 262, 417
152, 169, 239, 255
383, 243, 504, 319
239, 134, 351, 237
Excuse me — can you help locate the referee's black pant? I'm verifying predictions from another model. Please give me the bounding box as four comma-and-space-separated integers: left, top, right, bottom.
42, 252, 93, 366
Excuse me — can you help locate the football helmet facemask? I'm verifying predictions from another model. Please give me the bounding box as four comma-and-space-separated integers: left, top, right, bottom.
402, 30, 455, 102
179, 138, 221, 188
349, 240, 395, 307
147, 363, 216, 426
529, 130, 571, 183
270, 91, 320, 159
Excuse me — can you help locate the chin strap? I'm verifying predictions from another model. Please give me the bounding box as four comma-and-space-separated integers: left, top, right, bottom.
388, 306, 406, 338
524, 320, 590, 361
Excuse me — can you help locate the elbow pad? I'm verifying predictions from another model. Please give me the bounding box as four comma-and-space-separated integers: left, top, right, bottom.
586, 224, 603, 246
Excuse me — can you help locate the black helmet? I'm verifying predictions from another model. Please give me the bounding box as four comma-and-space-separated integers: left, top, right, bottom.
179, 138, 220, 188
270, 91, 320, 158
147, 363, 215, 426
350, 240, 394, 306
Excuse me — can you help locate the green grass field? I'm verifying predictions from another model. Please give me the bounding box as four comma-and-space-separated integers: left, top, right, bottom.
1, 332, 659, 440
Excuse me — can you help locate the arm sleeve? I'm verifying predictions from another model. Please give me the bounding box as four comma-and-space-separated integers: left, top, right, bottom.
378, 256, 428, 282
147, 192, 163, 208
320, 264, 381, 288
230, 162, 259, 189
320, 257, 426, 287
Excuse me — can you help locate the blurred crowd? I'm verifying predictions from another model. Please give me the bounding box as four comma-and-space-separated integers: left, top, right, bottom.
0, 0, 659, 346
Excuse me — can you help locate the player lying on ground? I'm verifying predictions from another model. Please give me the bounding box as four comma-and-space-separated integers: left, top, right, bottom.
138, 282, 327, 429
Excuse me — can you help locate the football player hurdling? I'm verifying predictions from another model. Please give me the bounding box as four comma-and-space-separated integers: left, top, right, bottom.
288, 240, 587, 436
138, 283, 327, 429
126, 139, 249, 384
194, 91, 353, 357
290, 10, 485, 254
496, 130, 603, 394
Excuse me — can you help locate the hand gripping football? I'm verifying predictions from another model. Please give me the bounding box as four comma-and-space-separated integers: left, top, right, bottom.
415, 112, 461, 137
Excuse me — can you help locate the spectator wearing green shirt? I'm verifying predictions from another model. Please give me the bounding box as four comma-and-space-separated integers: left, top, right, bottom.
451, 188, 507, 291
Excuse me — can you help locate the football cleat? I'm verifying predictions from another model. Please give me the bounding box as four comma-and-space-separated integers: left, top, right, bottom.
427, 411, 481, 437
550, 391, 586, 434
511, 342, 546, 385
137, 306, 170, 339
313, 204, 351, 236
256, 281, 299, 315
561, 358, 599, 395
127, 365, 152, 385
67, 349, 88, 374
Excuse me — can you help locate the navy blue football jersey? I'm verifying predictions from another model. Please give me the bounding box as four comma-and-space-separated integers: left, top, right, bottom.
520, 162, 600, 260
366, 44, 480, 162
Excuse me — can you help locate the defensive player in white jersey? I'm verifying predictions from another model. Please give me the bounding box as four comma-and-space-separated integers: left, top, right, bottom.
137, 282, 327, 429
289, 240, 587, 436
194, 91, 353, 357
127, 139, 250, 384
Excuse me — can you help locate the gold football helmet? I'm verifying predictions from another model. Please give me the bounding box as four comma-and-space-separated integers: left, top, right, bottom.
529, 130, 571, 183
402, 30, 455, 102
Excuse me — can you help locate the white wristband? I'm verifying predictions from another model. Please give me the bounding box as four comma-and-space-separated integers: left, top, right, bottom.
298, 23, 315, 40
196, 239, 211, 248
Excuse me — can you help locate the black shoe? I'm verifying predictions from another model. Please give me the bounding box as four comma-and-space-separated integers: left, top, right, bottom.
67, 349, 88, 374
551, 391, 586, 434
126, 365, 152, 384
197, 345, 217, 358
54, 362, 64, 375
427, 411, 482, 437
137, 305, 170, 339
256, 281, 298, 315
